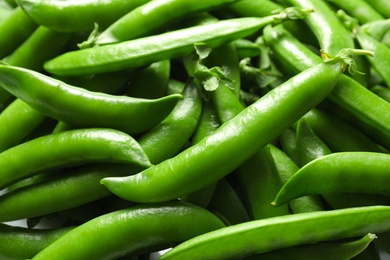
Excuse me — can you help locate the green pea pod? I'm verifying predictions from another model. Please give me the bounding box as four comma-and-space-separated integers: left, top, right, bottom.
81, 0, 242, 47
356, 31, 390, 88
0, 64, 182, 135
0, 164, 142, 222
31, 201, 225, 260
360, 19, 390, 42
263, 24, 390, 149
269, 145, 324, 213
44, 8, 313, 76
244, 233, 377, 260
127, 60, 170, 99
160, 206, 390, 259
370, 85, 390, 102
236, 145, 291, 219
273, 152, 390, 207
0, 224, 74, 260
0, 1, 13, 23
0, 128, 151, 190
234, 39, 261, 59
0, 99, 45, 153
279, 128, 301, 166
3, 26, 72, 71
364, 0, 390, 18
206, 178, 251, 225
15, 0, 149, 32
137, 79, 202, 164
301, 108, 383, 152
101, 51, 347, 203
325, 0, 383, 24
0, 6, 38, 59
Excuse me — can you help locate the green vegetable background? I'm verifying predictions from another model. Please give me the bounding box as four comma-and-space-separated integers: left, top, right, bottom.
1, 0, 390, 259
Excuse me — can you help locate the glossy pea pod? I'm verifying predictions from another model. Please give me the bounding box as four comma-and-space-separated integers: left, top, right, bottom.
325, 0, 383, 24
0, 164, 142, 222
269, 145, 324, 213
279, 128, 301, 166
244, 233, 376, 260
101, 51, 347, 203
0, 128, 151, 190
273, 152, 390, 207
15, 0, 149, 32
0, 224, 74, 260
80, 0, 241, 48
0, 64, 182, 135
0, 1, 13, 23
263, 24, 390, 150
44, 8, 313, 76
137, 79, 202, 165
160, 206, 390, 259
31, 201, 225, 260
359, 19, 390, 41
364, 0, 390, 18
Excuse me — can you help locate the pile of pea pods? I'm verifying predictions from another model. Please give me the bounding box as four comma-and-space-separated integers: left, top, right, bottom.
2, 0, 390, 259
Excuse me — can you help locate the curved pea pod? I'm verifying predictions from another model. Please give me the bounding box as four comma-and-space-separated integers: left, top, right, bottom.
0, 128, 151, 190
101, 55, 345, 203
160, 206, 390, 259
44, 8, 313, 76
273, 152, 390, 207
137, 79, 202, 164
0, 224, 74, 260
15, 0, 149, 32
0, 64, 182, 135
325, 0, 383, 24
31, 201, 225, 260
360, 19, 390, 42
244, 233, 377, 260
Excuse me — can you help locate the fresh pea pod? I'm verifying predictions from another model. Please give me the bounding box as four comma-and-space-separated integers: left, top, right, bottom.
0, 64, 182, 135
0, 223, 74, 260
101, 49, 351, 203
32, 201, 225, 260
273, 152, 390, 207
160, 206, 390, 259
245, 233, 377, 260
80, 0, 242, 47
325, 0, 383, 24
364, 0, 390, 18
44, 8, 313, 76
360, 19, 390, 42
15, 0, 149, 32
0, 128, 151, 190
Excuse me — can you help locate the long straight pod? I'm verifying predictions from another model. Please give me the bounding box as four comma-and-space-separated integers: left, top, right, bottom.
101, 57, 345, 203
273, 152, 390, 206
160, 206, 390, 260
44, 8, 312, 76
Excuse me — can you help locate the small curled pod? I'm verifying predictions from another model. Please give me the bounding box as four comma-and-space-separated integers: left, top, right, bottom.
0, 128, 151, 190
0, 64, 182, 135
272, 152, 390, 207
31, 201, 225, 260
160, 206, 390, 259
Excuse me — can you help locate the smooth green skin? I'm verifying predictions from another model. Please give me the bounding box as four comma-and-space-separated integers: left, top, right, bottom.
15, 0, 149, 32
0, 128, 151, 190
370, 85, 390, 102
161, 206, 390, 259
273, 152, 390, 206
127, 60, 170, 99
301, 108, 382, 153
364, 0, 390, 18
101, 59, 343, 203
89, 0, 241, 46
44, 15, 289, 76
32, 202, 225, 260
279, 128, 301, 166
137, 80, 202, 164
3, 26, 72, 71
244, 233, 376, 260
236, 146, 291, 219
263, 24, 390, 149
360, 19, 390, 41
269, 145, 324, 214
357, 31, 390, 88
206, 178, 251, 225
0, 6, 38, 59
0, 1, 13, 23
0, 164, 142, 222
211, 83, 244, 123
0, 99, 45, 153
325, 0, 383, 24
0, 65, 182, 135
234, 39, 261, 59
0, 224, 74, 260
